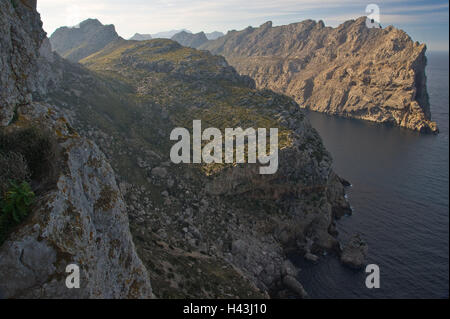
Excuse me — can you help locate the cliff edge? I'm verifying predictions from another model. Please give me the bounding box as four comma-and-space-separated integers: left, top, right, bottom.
200, 18, 438, 133
0, 0, 152, 298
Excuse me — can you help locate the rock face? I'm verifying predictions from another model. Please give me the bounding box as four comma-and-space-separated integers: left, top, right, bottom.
340, 234, 369, 269
129, 33, 153, 41
205, 31, 224, 40
0, 0, 44, 125
0, 0, 152, 298
152, 29, 192, 39
49, 18, 120, 62
200, 18, 438, 133
0, 103, 152, 299
171, 31, 208, 48
40, 33, 352, 297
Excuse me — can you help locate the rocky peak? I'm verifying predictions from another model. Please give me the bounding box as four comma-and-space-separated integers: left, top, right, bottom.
0, 0, 45, 125
79, 18, 103, 29
49, 18, 120, 62
171, 31, 209, 48
200, 17, 438, 133
260, 21, 273, 29
205, 31, 224, 40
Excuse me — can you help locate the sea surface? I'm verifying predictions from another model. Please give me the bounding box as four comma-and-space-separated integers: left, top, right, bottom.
295, 51, 449, 299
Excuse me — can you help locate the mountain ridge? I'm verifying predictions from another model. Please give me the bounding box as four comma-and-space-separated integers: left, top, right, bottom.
200, 17, 438, 133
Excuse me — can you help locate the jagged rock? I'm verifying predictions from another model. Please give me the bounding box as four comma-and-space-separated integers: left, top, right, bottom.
205, 31, 224, 41
200, 17, 438, 133
0, 0, 152, 299
171, 31, 208, 48
282, 275, 308, 299
0, 103, 153, 298
340, 234, 369, 269
281, 260, 298, 277
49, 19, 120, 62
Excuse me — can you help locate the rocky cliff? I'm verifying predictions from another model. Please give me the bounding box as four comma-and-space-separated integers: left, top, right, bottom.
38, 31, 352, 297
0, 0, 152, 298
205, 31, 224, 41
171, 31, 209, 48
129, 33, 153, 41
49, 18, 120, 62
200, 18, 438, 133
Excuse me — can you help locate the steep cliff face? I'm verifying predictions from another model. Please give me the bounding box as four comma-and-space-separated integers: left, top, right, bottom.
200, 18, 438, 133
40, 35, 351, 297
49, 18, 120, 62
0, 0, 152, 298
171, 31, 209, 48
0, 0, 44, 126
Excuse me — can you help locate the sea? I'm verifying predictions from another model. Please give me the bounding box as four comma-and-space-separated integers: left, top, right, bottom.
294, 51, 449, 299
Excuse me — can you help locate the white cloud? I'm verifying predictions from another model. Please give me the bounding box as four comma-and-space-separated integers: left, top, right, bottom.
37, 0, 448, 51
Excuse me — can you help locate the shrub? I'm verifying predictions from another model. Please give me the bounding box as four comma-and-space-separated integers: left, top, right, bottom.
0, 151, 30, 196
0, 181, 35, 245
0, 126, 59, 244
0, 126, 59, 185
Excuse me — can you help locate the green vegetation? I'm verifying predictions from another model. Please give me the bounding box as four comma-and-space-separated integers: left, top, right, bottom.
0, 181, 35, 244
0, 126, 58, 181
0, 126, 59, 244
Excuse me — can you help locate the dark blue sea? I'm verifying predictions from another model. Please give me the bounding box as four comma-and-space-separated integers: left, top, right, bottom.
295, 51, 449, 299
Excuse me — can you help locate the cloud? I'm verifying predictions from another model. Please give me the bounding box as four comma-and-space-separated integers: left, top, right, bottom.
37, 0, 448, 51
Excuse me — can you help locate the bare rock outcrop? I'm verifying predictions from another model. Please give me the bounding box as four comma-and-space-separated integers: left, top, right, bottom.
0, 0, 152, 299
171, 31, 208, 48
49, 18, 120, 62
200, 18, 438, 133
0, 103, 152, 298
340, 234, 369, 269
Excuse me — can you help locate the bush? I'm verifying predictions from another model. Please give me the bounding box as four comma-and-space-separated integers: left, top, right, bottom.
0, 126, 59, 244
0, 126, 59, 184
0, 181, 35, 245
0, 151, 30, 196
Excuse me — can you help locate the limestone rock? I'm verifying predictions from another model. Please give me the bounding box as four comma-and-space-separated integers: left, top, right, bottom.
340, 234, 369, 269
171, 31, 208, 48
200, 17, 438, 133
0, 0, 44, 125
49, 18, 120, 62
0, 103, 153, 298
0, 0, 152, 299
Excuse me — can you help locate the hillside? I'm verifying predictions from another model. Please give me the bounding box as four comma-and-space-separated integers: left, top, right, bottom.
200, 18, 438, 133
38, 36, 352, 298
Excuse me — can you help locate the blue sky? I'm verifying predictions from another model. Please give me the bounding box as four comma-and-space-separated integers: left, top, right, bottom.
37, 0, 449, 51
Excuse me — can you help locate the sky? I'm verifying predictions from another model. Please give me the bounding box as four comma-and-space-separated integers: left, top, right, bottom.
37, 0, 449, 51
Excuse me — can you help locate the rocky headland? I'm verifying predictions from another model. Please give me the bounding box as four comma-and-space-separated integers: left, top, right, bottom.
200, 18, 438, 133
